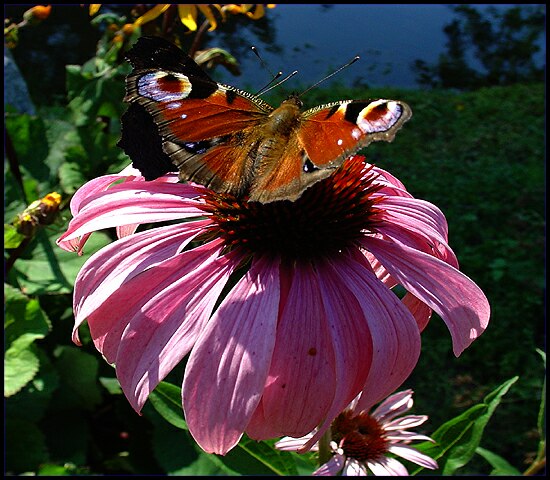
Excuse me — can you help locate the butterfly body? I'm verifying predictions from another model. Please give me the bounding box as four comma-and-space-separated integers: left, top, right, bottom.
119, 37, 412, 203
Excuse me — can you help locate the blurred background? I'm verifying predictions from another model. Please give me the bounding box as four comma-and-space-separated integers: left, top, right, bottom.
4, 4, 545, 476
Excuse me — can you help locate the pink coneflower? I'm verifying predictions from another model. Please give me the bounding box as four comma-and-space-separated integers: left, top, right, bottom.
57, 156, 489, 455
275, 389, 438, 476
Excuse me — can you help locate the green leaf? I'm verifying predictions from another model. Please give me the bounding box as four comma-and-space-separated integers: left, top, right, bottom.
413, 377, 519, 475
59, 161, 88, 195
4, 284, 51, 396
5, 349, 60, 422
4, 283, 51, 345
4, 224, 26, 248
151, 420, 227, 475
5, 417, 49, 474
54, 346, 102, 410
230, 436, 299, 476
99, 376, 123, 395
475, 446, 522, 475
37, 464, 74, 476
4, 113, 51, 189
43, 118, 84, 178
149, 382, 298, 475
10, 227, 112, 295
149, 381, 187, 430
66, 63, 125, 127
4, 343, 40, 397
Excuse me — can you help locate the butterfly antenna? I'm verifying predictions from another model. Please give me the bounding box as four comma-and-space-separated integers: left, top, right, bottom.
257, 70, 299, 96
298, 55, 360, 98
251, 46, 286, 96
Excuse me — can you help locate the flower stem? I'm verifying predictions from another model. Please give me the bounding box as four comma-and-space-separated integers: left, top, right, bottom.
317, 427, 333, 466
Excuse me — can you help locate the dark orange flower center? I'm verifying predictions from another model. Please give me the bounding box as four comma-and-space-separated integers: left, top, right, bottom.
200, 157, 384, 260
332, 409, 390, 462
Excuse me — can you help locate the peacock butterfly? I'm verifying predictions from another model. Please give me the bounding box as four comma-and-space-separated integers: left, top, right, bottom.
118, 36, 412, 203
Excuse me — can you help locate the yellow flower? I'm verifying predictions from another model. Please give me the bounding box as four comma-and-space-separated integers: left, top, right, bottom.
89, 4, 101, 16
132, 4, 275, 32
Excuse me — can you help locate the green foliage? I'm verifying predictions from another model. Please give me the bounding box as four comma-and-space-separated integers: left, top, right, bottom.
148, 381, 301, 475
3, 4, 545, 476
413, 5, 545, 90
412, 377, 518, 475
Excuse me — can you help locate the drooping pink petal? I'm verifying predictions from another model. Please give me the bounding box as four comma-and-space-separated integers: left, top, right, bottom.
343, 458, 368, 476
332, 256, 421, 414
385, 431, 435, 443
377, 222, 458, 269
298, 257, 378, 452
371, 164, 411, 197
363, 236, 490, 356
83, 236, 224, 364
371, 389, 413, 422
116, 223, 139, 239
402, 293, 433, 332
384, 415, 429, 431
73, 220, 211, 346
388, 444, 438, 469
376, 194, 450, 243
313, 454, 346, 476
182, 255, 281, 455
69, 172, 140, 216
274, 434, 316, 451
246, 261, 337, 439
368, 456, 409, 476
115, 244, 239, 413
57, 181, 207, 252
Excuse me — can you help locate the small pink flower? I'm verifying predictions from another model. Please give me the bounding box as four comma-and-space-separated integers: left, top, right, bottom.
57, 156, 489, 455
275, 389, 438, 476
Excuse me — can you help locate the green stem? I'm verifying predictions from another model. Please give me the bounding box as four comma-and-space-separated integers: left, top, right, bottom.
317, 427, 333, 466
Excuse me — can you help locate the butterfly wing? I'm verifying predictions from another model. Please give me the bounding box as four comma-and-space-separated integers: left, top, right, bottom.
247, 99, 412, 203
120, 36, 274, 196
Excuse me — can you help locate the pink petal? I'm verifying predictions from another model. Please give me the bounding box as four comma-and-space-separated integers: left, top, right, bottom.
401, 293, 432, 332
69, 173, 139, 216
385, 431, 435, 442
384, 415, 429, 431
116, 224, 139, 239
57, 181, 206, 251
246, 262, 338, 439
362, 236, 490, 356
368, 456, 409, 476
335, 256, 421, 414
377, 195, 450, 243
73, 220, 210, 347
371, 164, 411, 196
297, 256, 379, 452
182, 256, 281, 455
343, 458, 368, 476
274, 434, 316, 451
371, 389, 413, 422
115, 244, 238, 412
83, 236, 223, 362
313, 454, 346, 476
388, 445, 438, 470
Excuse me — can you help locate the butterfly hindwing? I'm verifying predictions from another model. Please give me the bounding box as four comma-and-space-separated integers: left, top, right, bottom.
246, 99, 412, 203
299, 99, 412, 168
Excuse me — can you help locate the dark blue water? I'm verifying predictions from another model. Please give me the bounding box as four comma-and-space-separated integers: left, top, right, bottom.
214, 4, 546, 91
5, 3, 545, 102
